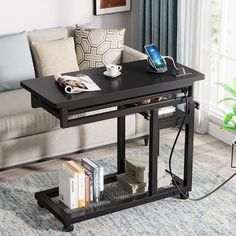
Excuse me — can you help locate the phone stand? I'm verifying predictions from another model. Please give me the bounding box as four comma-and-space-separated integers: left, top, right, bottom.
146, 57, 168, 73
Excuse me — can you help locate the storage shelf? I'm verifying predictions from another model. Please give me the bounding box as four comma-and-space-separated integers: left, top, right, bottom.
51, 180, 149, 215
35, 176, 190, 228
37, 172, 182, 217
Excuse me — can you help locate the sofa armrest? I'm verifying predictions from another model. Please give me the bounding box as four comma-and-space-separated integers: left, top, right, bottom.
122, 45, 148, 63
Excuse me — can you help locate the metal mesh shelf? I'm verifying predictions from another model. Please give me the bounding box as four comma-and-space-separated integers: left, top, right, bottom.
50, 177, 177, 215
51, 180, 148, 215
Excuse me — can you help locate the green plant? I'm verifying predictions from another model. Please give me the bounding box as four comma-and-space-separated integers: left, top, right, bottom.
217, 80, 236, 131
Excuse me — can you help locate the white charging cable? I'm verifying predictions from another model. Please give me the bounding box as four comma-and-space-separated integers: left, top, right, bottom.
163, 56, 186, 75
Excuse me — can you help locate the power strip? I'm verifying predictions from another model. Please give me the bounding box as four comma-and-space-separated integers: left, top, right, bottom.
171, 71, 192, 77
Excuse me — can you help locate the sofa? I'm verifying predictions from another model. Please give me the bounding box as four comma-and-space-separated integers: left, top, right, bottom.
0, 26, 149, 170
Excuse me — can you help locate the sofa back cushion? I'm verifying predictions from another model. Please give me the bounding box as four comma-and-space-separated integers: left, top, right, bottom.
75, 25, 125, 70
28, 27, 69, 44
0, 31, 35, 92
31, 37, 79, 77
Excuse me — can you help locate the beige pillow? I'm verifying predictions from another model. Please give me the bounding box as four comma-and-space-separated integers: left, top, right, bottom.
31, 37, 79, 77
75, 25, 125, 70
28, 27, 68, 44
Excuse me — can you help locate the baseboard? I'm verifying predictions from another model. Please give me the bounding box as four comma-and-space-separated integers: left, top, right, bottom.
209, 121, 234, 146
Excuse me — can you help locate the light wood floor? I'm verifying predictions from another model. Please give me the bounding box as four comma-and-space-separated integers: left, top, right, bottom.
0, 128, 235, 184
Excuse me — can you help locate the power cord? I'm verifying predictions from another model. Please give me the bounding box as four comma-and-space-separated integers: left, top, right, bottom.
169, 88, 236, 201
163, 56, 186, 75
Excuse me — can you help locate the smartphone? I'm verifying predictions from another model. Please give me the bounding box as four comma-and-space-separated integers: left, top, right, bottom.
144, 44, 167, 72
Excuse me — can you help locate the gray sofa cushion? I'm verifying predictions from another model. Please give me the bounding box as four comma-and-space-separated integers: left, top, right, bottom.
0, 88, 118, 142
0, 89, 59, 141
0, 31, 35, 92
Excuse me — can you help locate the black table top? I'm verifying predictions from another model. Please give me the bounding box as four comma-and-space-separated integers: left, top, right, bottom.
21, 60, 204, 110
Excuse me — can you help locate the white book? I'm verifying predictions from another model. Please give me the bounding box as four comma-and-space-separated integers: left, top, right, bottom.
59, 169, 77, 209
159, 106, 176, 115
66, 161, 85, 208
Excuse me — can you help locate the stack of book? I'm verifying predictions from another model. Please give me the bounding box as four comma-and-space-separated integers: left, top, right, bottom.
117, 154, 166, 194
59, 158, 104, 209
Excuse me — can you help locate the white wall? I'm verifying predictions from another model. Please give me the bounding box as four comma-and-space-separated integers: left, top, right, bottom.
0, 0, 132, 45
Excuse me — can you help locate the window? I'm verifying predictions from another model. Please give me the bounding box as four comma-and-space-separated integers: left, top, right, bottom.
204, 0, 236, 117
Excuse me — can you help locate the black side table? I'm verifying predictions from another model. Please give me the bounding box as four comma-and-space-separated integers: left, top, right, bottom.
21, 60, 204, 231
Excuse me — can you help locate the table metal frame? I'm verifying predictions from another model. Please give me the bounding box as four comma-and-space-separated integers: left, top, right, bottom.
33, 87, 195, 232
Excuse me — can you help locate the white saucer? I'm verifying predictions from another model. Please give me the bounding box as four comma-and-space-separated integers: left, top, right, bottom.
103, 71, 121, 78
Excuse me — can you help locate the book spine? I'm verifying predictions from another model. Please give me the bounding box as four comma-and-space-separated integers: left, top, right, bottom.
78, 171, 85, 208
90, 160, 104, 195
99, 165, 104, 192
71, 178, 77, 209
85, 174, 90, 206
81, 160, 100, 203
86, 170, 93, 202
66, 160, 87, 208
62, 163, 80, 208
59, 169, 77, 209
90, 174, 93, 202
93, 169, 100, 202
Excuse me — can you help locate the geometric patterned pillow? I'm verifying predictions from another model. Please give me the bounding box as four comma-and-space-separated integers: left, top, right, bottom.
75, 25, 125, 70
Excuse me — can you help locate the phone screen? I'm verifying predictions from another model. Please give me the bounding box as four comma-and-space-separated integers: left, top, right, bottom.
145, 44, 166, 70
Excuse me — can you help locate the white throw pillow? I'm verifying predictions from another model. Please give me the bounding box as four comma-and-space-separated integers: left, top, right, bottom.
31, 37, 79, 77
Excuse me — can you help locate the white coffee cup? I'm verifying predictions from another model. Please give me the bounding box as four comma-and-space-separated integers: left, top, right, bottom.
106, 64, 122, 76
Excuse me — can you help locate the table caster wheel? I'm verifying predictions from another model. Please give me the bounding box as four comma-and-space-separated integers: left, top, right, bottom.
64, 224, 74, 232
180, 192, 189, 200
37, 201, 44, 208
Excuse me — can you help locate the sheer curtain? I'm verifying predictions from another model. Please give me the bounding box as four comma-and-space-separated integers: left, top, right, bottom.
177, 0, 212, 134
